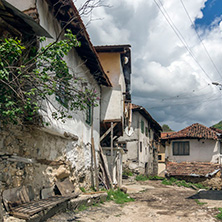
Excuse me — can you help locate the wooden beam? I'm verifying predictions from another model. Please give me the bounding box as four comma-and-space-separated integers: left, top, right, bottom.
111, 122, 114, 182
100, 122, 117, 142
99, 146, 113, 189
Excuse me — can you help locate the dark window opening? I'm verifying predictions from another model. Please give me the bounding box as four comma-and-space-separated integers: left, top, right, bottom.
141, 120, 144, 134
173, 141, 190, 156
140, 141, 142, 152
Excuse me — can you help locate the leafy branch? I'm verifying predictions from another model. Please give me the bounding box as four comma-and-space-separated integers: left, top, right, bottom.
0, 30, 98, 125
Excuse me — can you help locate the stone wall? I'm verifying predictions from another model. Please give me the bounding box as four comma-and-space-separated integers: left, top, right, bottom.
0, 125, 93, 198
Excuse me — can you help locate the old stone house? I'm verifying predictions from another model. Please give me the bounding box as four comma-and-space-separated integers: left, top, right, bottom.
0, 0, 111, 199
118, 104, 162, 176
95, 45, 132, 186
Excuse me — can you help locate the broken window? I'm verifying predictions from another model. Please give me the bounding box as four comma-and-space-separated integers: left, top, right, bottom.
140, 141, 142, 152
172, 141, 189, 155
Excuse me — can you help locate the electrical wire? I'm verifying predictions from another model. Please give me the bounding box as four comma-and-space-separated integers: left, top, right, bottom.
179, 0, 222, 81
153, 0, 213, 82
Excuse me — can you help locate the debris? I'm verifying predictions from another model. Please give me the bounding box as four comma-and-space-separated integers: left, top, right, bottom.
41, 186, 55, 199
55, 178, 75, 196
2, 186, 34, 211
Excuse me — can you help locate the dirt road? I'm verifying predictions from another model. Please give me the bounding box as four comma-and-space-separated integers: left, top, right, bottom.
48, 180, 222, 222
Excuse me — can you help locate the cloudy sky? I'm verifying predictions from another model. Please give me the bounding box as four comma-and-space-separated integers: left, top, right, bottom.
77, 0, 222, 131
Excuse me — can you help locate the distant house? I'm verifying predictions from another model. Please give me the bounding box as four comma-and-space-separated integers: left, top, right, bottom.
161, 123, 222, 180
162, 123, 222, 163
118, 104, 162, 176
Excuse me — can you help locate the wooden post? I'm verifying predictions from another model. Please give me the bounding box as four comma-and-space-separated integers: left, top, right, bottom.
91, 106, 99, 191
110, 122, 114, 182
0, 182, 3, 222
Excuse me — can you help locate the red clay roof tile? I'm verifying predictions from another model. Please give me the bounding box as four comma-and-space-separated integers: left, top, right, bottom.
161, 123, 220, 140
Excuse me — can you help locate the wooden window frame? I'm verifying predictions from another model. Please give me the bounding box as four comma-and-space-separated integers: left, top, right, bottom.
172, 141, 190, 156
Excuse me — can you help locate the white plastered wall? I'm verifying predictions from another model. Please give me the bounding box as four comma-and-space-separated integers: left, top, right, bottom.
165, 139, 220, 163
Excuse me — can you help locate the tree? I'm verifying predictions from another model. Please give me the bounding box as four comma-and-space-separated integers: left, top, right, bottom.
162, 124, 174, 132
0, 30, 98, 126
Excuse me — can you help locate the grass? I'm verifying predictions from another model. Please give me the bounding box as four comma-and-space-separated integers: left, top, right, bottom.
80, 187, 86, 193
107, 189, 134, 204
216, 208, 222, 220
135, 174, 149, 181
194, 199, 207, 205
161, 177, 208, 190
135, 174, 165, 181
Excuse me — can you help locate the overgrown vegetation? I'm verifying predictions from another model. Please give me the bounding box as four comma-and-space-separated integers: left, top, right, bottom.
162, 177, 208, 189
216, 208, 222, 220
107, 189, 134, 204
135, 174, 208, 190
0, 30, 98, 126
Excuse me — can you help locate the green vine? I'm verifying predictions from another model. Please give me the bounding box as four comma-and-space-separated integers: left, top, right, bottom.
0, 30, 98, 125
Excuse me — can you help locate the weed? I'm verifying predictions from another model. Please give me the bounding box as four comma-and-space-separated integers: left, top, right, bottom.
77, 204, 88, 212
135, 174, 148, 181
161, 177, 208, 190
194, 199, 207, 205
107, 189, 134, 204
216, 208, 222, 220
80, 187, 86, 193
147, 176, 165, 180
122, 169, 133, 177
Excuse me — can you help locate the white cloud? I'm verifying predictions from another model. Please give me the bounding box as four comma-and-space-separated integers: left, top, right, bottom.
77, 0, 222, 130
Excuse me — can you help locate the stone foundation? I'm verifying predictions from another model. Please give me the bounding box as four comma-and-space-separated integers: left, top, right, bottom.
0, 125, 93, 199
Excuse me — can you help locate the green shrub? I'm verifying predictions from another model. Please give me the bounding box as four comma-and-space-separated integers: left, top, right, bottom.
107, 189, 134, 204
216, 208, 222, 220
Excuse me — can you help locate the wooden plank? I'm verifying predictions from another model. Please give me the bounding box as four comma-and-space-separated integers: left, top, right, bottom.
91, 106, 99, 191
99, 145, 113, 189
100, 122, 117, 142
0, 182, 3, 222
111, 122, 114, 181
91, 137, 99, 191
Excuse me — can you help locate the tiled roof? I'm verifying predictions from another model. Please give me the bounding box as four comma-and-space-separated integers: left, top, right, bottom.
132, 104, 162, 131
166, 161, 221, 177
161, 123, 220, 140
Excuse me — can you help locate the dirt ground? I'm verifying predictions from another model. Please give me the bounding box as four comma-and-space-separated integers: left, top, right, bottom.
47, 179, 222, 222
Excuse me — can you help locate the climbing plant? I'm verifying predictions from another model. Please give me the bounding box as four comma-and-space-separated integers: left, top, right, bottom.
0, 30, 98, 125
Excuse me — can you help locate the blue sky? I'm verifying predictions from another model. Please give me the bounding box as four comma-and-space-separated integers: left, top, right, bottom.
195, 0, 222, 29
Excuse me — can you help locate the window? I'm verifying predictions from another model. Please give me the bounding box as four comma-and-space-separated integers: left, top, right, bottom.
141, 120, 144, 134
86, 104, 92, 125
220, 142, 222, 154
140, 142, 142, 152
173, 141, 190, 156
145, 127, 148, 137
56, 81, 69, 108
158, 155, 162, 161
